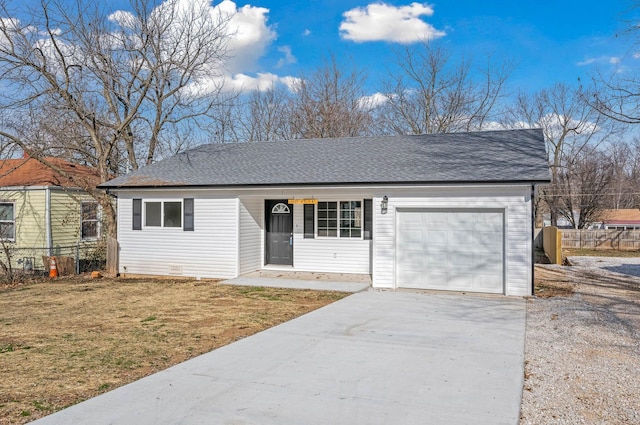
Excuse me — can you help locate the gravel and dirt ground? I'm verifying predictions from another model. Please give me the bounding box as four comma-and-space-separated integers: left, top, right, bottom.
521, 258, 640, 424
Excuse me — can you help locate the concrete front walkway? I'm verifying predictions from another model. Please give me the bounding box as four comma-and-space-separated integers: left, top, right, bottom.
32, 291, 526, 425
220, 270, 371, 292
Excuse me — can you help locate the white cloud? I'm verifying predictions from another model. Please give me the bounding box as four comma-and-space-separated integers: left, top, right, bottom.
633, 52, 640, 59
302, 29, 311, 36
576, 58, 596, 66
358, 92, 388, 109
577, 55, 623, 67
276, 46, 296, 68
539, 113, 600, 140
339, 2, 445, 44
226, 72, 299, 92
143, 0, 278, 94
223, 1, 276, 73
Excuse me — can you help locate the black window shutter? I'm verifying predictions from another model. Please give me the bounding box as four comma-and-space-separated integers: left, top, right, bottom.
184, 198, 194, 231
132, 199, 142, 230
304, 204, 314, 238
364, 199, 372, 240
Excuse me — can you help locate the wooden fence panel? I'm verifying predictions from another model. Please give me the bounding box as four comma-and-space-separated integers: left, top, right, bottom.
561, 229, 640, 250
106, 236, 119, 275
542, 226, 563, 264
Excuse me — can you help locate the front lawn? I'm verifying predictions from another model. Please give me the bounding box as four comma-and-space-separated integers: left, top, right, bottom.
0, 277, 346, 424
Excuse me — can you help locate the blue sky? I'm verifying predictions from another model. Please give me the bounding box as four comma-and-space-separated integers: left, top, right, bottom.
4, 0, 638, 96
215, 0, 637, 95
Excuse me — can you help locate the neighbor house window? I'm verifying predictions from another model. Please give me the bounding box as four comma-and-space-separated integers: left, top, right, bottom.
317, 201, 362, 238
81, 201, 100, 240
0, 202, 15, 241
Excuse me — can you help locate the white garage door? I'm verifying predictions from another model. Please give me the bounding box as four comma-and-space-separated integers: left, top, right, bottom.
397, 209, 504, 294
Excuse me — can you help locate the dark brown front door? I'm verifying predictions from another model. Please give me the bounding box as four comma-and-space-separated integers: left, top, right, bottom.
265, 200, 293, 265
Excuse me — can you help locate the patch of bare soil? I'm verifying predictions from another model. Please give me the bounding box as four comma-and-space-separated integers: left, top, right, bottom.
521, 265, 640, 424
0, 276, 346, 424
533, 266, 574, 298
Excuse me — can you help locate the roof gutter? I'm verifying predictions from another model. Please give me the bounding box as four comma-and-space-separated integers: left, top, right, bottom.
98, 179, 552, 191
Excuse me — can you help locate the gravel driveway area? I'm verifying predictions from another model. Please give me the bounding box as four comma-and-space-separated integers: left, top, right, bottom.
521, 258, 640, 424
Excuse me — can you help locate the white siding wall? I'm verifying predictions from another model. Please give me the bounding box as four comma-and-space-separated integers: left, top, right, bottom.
117, 192, 238, 279
373, 185, 533, 296
288, 203, 371, 274
239, 198, 263, 274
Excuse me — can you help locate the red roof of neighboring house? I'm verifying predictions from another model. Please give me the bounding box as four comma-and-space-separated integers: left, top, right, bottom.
0, 157, 101, 188
601, 209, 640, 225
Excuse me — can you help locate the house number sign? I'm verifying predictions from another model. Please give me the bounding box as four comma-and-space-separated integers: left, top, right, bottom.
287, 199, 318, 204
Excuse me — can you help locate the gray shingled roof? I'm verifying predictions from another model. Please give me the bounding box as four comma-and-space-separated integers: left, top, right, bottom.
100, 129, 550, 189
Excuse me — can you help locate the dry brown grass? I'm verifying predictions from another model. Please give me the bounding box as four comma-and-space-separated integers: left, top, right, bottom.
563, 248, 640, 258
0, 276, 346, 424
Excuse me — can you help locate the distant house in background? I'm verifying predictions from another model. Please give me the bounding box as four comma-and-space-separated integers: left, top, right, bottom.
595, 209, 640, 230
0, 156, 102, 274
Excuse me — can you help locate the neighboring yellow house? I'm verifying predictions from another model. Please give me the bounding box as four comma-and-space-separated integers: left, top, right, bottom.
0, 156, 102, 274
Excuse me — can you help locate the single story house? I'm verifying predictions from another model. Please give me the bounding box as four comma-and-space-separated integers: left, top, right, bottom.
0, 155, 102, 273
596, 209, 640, 230
101, 128, 550, 296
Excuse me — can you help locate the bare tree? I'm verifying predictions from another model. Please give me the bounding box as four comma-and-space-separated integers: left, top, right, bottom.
0, 0, 233, 235
504, 82, 615, 225
288, 55, 373, 139
239, 84, 293, 142
374, 41, 511, 135
553, 148, 614, 229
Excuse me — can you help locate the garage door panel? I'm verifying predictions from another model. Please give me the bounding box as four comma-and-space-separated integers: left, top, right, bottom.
424, 252, 448, 266
425, 213, 448, 225
425, 271, 449, 287
474, 275, 503, 292
449, 273, 474, 290
397, 209, 504, 294
449, 230, 475, 245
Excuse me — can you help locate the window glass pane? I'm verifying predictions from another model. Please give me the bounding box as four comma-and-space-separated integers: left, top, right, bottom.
339, 201, 362, 238
82, 222, 97, 239
0, 222, 14, 240
317, 202, 337, 237
164, 202, 182, 227
146, 202, 161, 226
0, 203, 13, 221
82, 202, 98, 220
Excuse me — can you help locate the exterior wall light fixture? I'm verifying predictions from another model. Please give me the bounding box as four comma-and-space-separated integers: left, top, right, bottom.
381, 195, 388, 213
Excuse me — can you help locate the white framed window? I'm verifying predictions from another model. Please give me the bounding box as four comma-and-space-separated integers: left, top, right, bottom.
144, 201, 182, 228
81, 201, 100, 240
0, 202, 15, 241
317, 200, 362, 238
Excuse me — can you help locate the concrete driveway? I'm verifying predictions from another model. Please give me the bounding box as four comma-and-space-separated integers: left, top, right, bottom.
32, 291, 526, 425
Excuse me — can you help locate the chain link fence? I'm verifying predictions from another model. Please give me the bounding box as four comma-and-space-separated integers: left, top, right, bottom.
0, 242, 106, 280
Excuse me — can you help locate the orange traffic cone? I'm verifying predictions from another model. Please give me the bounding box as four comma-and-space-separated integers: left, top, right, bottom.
49, 256, 58, 278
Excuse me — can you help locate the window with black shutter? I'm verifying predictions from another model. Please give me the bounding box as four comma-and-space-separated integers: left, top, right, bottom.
132, 199, 142, 230
364, 199, 372, 240
184, 198, 194, 231
304, 204, 314, 238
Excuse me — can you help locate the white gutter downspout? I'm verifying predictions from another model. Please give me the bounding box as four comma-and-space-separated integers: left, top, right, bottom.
45, 187, 52, 256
